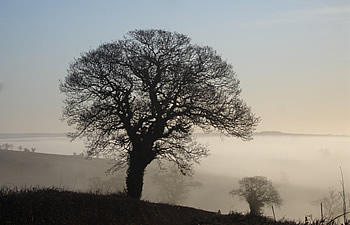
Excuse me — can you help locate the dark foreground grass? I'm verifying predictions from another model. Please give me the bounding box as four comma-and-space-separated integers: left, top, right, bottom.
0, 187, 304, 225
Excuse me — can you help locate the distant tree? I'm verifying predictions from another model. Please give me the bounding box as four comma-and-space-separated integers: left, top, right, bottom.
230, 176, 282, 215
152, 167, 201, 204
30, 147, 36, 153
1, 143, 10, 150
23, 148, 30, 152
317, 188, 343, 222
18, 145, 22, 151
60, 29, 259, 199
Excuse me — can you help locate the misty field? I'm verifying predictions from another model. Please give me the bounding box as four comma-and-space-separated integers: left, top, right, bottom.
0, 133, 349, 222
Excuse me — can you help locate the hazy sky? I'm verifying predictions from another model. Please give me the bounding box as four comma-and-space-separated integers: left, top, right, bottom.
0, 0, 349, 135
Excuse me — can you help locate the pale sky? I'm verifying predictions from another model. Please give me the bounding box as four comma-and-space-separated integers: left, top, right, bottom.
0, 0, 349, 135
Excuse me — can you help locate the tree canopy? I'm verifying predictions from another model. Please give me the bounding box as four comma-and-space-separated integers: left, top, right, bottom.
60, 29, 259, 199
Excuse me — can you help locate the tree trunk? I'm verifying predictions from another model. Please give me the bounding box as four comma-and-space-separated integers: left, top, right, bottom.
126, 145, 155, 199
248, 199, 263, 216
249, 203, 260, 215
126, 159, 147, 199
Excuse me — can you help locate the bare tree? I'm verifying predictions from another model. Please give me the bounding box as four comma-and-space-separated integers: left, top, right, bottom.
230, 176, 282, 215
152, 167, 201, 204
318, 188, 343, 222
60, 29, 259, 199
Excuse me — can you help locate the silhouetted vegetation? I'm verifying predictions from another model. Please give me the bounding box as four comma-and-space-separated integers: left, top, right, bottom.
1, 145, 348, 224
87, 176, 124, 194
60, 29, 259, 199
230, 176, 282, 216
0, 187, 313, 225
314, 175, 350, 224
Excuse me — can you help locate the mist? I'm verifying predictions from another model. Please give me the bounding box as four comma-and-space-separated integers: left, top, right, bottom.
0, 132, 349, 221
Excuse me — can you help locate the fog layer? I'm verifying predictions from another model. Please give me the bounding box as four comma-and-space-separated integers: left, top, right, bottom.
0, 134, 349, 220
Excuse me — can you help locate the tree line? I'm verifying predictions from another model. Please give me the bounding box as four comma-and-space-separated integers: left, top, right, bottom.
0, 143, 36, 152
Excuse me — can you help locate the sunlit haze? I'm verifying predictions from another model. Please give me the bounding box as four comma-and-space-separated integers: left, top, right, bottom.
0, 1, 349, 223
0, 0, 349, 135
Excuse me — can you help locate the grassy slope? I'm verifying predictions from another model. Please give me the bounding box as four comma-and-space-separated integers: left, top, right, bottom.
0, 188, 301, 225
0, 150, 316, 224
0, 149, 112, 189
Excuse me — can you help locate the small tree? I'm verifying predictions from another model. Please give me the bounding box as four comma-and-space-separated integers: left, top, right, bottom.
230, 176, 282, 215
152, 167, 201, 204
60, 29, 259, 199
317, 188, 343, 222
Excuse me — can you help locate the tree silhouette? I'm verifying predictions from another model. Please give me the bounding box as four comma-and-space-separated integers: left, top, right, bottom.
316, 188, 343, 222
230, 176, 282, 215
60, 29, 259, 199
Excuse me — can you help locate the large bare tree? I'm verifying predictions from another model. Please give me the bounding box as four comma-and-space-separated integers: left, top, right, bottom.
60, 29, 259, 199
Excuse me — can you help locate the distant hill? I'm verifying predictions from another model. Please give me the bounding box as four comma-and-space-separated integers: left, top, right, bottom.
0, 149, 116, 190
253, 131, 350, 137
0, 133, 67, 139
1, 131, 349, 139
192, 130, 350, 137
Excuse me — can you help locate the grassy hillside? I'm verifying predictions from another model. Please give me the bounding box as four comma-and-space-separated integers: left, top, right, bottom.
0, 149, 329, 222
0, 187, 303, 225
0, 149, 117, 190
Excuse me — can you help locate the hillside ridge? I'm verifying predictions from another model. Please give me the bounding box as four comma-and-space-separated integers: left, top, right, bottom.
0, 188, 302, 225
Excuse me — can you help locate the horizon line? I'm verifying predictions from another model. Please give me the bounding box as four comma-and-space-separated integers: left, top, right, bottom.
0, 130, 349, 138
